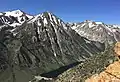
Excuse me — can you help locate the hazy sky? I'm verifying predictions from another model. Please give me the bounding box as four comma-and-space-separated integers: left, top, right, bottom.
0, 0, 120, 24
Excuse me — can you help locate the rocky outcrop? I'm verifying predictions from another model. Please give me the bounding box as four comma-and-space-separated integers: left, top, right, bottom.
114, 42, 120, 58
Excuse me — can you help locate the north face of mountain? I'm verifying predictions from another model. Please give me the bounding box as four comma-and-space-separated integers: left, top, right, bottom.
0, 11, 105, 82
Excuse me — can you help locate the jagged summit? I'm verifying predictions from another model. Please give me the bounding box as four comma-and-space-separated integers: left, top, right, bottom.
28, 11, 68, 31
70, 20, 120, 44
30, 11, 64, 24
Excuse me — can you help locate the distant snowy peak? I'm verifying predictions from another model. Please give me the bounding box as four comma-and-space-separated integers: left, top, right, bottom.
70, 20, 120, 43
5, 10, 24, 17
84, 20, 103, 24
85, 20, 103, 25
5, 10, 33, 20
111, 25, 120, 28
0, 10, 34, 27
70, 20, 105, 30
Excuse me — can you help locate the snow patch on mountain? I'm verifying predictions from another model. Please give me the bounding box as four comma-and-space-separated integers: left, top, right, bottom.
43, 18, 48, 25
0, 13, 3, 15
95, 22, 103, 24
89, 22, 96, 28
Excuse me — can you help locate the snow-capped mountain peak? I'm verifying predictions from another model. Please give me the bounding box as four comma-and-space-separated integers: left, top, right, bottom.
0, 10, 34, 27
5, 10, 24, 17
70, 20, 120, 44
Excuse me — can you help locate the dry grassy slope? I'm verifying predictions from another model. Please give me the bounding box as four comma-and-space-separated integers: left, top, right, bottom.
55, 45, 116, 82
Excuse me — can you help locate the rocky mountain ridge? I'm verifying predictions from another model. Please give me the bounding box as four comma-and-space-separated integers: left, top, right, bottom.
0, 10, 119, 82
69, 20, 120, 44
